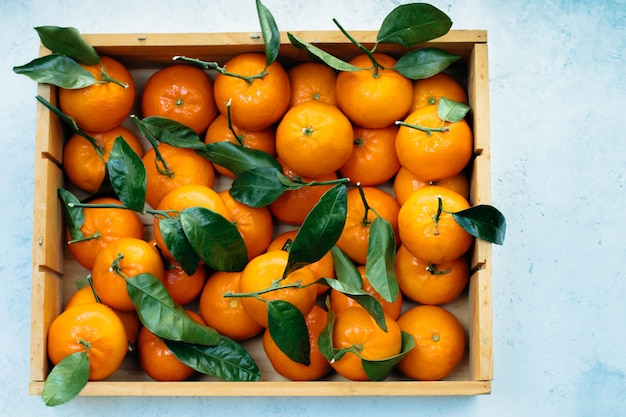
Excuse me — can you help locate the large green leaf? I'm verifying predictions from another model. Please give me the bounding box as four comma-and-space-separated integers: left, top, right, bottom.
180, 207, 248, 272
58, 188, 84, 241
365, 216, 398, 303
361, 331, 416, 381
107, 137, 146, 213
322, 277, 387, 332
394, 47, 460, 80
377, 3, 452, 47
13, 54, 97, 88
284, 184, 347, 277
229, 167, 291, 208
158, 218, 200, 275
204, 141, 281, 176
452, 204, 506, 245
256, 0, 280, 66
139, 116, 203, 150
437, 97, 471, 123
126, 273, 221, 346
165, 337, 260, 381
267, 300, 310, 365
287, 33, 363, 72
35, 26, 100, 65
41, 351, 89, 406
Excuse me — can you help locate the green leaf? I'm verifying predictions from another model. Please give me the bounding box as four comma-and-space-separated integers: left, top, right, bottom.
107, 137, 146, 213
322, 277, 387, 332
42, 351, 89, 406
126, 273, 221, 346
452, 204, 507, 245
377, 3, 452, 47
139, 116, 204, 150
437, 97, 471, 123
365, 216, 399, 303
204, 141, 281, 177
394, 47, 460, 80
284, 185, 348, 277
180, 207, 248, 272
13, 54, 97, 88
267, 300, 310, 365
287, 32, 363, 72
317, 304, 336, 361
256, 0, 280, 66
165, 337, 260, 381
331, 246, 363, 289
361, 331, 416, 381
158, 218, 200, 275
229, 167, 289, 208
35, 26, 100, 65
57, 188, 84, 241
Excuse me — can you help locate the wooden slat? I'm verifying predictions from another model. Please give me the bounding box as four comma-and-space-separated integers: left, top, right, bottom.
468, 268, 493, 381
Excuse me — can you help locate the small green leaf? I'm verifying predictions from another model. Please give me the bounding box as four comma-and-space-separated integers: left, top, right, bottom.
107, 137, 146, 213
437, 97, 471, 123
139, 116, 204, 150
229, 167, 289, 208
322, 277, 387, 332
267, 300, 310, 365
394, 47, 460, 80
331, 246, 363, 289
204, 141, 281, 177
35, 26, 100, 65
365, 217, 399, 303
377, 3, 452, 47
452, 204, 507, 245
126, 273, 221, 346
287, 33, 363, 72
13, 54, 97, 88
58, 188, 84, 241
165, 337, 261, 381
42, 351, 89, 406
317, 304, 336, 361
158, 218, 200, 275
284, 185, 347, 277
180, 207, 248, 272
256, 0, 280, 66
361, 331, 416, 381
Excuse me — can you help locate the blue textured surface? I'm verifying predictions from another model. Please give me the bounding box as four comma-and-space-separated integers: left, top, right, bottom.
2, 0, 626, 415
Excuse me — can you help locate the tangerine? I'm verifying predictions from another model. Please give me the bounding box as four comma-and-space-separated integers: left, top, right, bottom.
410, 72, 468, 111
288, 62, 337, 107
393, 166, 470, 206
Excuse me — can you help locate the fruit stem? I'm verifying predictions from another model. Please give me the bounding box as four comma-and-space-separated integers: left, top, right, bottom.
78, 339, 92, 352
305, 177, 350, 187
130, 115, 175, 178
172, 55, 268, 85
67, 230, 101, 245
433, 197, 443, 235
99, 64, 129, 88
223, 281, 304, 299
225, 100, 245, 146
332, 18, 381, 77
395, 120, 450, 135
426, 264, 451, 275
86, 275, 102, 303
356, 182, 373, 227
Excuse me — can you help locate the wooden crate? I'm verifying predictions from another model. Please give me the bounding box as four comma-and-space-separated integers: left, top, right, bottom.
29, 30, 492, 396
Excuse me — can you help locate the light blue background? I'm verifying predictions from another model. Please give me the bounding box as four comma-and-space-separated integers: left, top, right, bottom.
2, 0, 625, 415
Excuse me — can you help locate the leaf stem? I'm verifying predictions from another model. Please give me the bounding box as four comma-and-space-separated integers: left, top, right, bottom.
130, 115, 175, 178
173, 56, 268, 85
433, 197, 443, 235
99, 63, 128, 88
395, 120, 449, 134
223, 281, 303, 299
225, 100, 244, 146
67, 230, 101, 245
332, 18, 381, 77
356, 182, 373, 227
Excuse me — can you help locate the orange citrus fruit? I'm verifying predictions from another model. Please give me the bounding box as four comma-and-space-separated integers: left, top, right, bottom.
142, 143, 216, 209
268, 158, 339, 225
329, 265, 403, 320
393, 166, 470, 206
63, 125, 144, 193
47, 302, 128, 380
141, 64, 218, 135
275, 100, 354, 178
395, 105, 473, 182
335, 186, 400, 265
91, 237, 165, 311
162, 260, 207, 306
396, 305, 465, 380
336, 53, 412, 129
330, 306, 402, 381
238, 250, 318, 328
288, 62, 337, 107
398, 185, 473, 264
219, 189, 274, 261
65, 285, 141, 347
267, 229, 335, 295
338, 124, 400, 186
153, 184, 231, 260
198, 271, 264, 341
58, 55, 136, 133
137, 310, 206, 381
213, 53, 290, 131
204, 113, 277, 177
410, 72, 468, 111
262, 304, 331, 381
66, 196, 144, 271
395, 244, 469, 305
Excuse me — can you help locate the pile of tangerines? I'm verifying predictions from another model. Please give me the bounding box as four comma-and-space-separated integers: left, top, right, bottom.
15, 2, 505, 406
